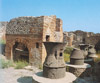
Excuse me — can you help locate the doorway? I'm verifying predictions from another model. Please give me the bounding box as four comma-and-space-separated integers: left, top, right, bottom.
13, 42, 29, 63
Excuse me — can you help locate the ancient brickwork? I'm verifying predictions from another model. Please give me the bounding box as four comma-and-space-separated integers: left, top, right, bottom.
5, 35, 42, 66
64, 30, 100, 47
63, 32, 74, 46
5, 15, 63, 67
0, 22, 8, 28
42, 16, 63, 42
85, 36, 100, 45
55, 18, 63, 42
6, 16, 44, 35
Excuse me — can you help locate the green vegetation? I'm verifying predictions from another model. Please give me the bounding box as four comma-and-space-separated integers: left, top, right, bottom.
64, 53, 70, 62
15, 60, 28, 69
64, 46, 73, 54
0, 39, 6, 44
95, 54, 100, 62
39, 64, 43, 70
97, 50, 100, 54
0, 59, 14, 68
64, 46, 73, 62
0, 58, 28, 69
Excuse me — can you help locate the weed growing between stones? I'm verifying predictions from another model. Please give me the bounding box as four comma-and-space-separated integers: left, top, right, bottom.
64, 53, 70, 62
64, 46, 73, 54
63, 46, 73, 62
0, 58, 28, 69
15, 60, 28, 69
39, 64, 43, 70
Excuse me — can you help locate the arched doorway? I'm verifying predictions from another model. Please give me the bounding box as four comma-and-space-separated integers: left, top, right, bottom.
13, 42, 29, 63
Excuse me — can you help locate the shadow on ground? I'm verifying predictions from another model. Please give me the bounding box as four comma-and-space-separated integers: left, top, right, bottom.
17, 76, 33, 83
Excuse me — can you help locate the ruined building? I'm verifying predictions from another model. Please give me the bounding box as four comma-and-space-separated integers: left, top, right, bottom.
64, 30, 98, 47
85, 36, 100, 52
64, 30, 100, 52
63, 32, 75, 47
0, 22, 8, 41
0, 22, 7, 54
5, 15, 63, 67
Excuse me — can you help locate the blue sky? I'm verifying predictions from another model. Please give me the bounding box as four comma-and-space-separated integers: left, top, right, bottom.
0, 0, 100, 33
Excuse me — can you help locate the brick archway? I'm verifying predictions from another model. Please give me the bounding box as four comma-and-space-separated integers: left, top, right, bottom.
12, 38, 30, 62
13, 42, 29, 62
5, 38, 31, 61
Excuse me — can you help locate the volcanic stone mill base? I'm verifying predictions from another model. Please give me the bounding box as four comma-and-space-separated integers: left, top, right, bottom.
32, 71, 76, 83
66, 63, 92, 78
84, 59, 94, 66
43, 66, 66, 79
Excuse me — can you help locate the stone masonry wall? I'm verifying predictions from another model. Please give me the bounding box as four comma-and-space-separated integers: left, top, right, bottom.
85, 36, 100, 45
55, 18, 63, 42
42, 15, 63, 42
6, 16, 44, 35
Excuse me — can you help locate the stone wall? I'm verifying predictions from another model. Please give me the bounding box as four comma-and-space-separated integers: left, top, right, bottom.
64, 30, 99, 47
73, 30, 94, 45
0, 22, 8, 40
5, 35, 42, 65
85, 36, 100, 52
63, 32, 74, 47
85, 36, 100, 45
42, 16, 63, 42
0, 22, 8, 28
6, 16, 44, 35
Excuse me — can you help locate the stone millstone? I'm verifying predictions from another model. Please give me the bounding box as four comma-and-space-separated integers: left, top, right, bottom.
70, 48, 84, 65
43, 66, 66, 79
43, 42, 66, 79
32, 71, 76, 83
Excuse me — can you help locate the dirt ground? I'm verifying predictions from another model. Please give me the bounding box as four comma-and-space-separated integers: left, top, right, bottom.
0, 54, 40, 83
0, 67, 97, 83
0, 67, 40, 83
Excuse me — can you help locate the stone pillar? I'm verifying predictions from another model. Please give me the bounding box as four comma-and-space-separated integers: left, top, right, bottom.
5, 43, 12, 60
